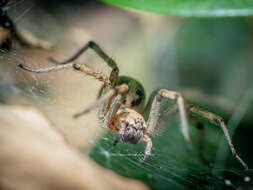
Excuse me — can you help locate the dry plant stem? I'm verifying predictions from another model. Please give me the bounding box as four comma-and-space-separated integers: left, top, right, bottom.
188, 104, 248, 170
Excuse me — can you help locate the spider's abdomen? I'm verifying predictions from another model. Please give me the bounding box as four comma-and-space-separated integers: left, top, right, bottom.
109, 107, 147, 144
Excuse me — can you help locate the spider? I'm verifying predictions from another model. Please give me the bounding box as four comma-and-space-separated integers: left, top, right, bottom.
18, 41, 248, 170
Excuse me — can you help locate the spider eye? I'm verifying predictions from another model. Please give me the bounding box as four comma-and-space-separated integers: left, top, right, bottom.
136, 89, 142, 96
131, 98, 142, 107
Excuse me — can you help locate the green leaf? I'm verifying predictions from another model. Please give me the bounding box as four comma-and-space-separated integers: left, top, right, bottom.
89, 117, 252, 190
100, 0, 253, 17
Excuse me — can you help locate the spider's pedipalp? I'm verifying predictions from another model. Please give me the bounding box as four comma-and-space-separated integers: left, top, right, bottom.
113, 121, 126, 145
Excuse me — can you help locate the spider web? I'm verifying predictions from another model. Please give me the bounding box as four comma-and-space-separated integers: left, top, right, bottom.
89, 116, 253, 190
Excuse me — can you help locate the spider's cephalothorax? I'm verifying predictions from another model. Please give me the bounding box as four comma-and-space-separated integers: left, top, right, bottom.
116, 76, 146, 112
18, 41, 248, 169
109, 107, 146, 145
101, 76, 147, 146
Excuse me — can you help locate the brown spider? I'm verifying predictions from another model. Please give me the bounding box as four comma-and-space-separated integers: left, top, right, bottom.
18, 41, 248, 169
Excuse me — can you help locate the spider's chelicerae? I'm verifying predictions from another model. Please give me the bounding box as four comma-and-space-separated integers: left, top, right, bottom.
18, 41, 248, 170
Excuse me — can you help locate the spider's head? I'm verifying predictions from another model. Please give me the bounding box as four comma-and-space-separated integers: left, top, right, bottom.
122, 125, 144, 144
112, 108, 146, 145
116, 76, 146, 112
114, 125, 145, 145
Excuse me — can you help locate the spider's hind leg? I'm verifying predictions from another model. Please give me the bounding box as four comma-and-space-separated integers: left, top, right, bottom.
189, 116, 210, 166
149, 102, 210, 165
188, 104, 248, 170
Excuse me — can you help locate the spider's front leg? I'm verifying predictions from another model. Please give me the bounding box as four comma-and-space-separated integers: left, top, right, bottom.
15, 27, 53, 49
146, 89, 191, 145
18, 41, 120, 86
74, 84, 128, 127
48, 41, 119, 86
18, 62, 111, 86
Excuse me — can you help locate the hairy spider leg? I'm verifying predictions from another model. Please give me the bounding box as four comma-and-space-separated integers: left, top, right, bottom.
74, 88, 117, 118
19, 41, 122, 115
155, 102, 248, 169
18, 62, 74, 73
151, 103, 208, 164
113, 119, 127, 146
188, 116, 209, 164
97, 87, 111, 119
146, 89, 191, 145
18, 62, 110, 85
74, 84, 128, 120
48, 41, 122, 116
188, 104, 248, 170
102, 93, 123, 128
140, 135, 152, 163
48, 41, 119, 87
73, 63, 110, 86
154, 104, 178, 131
14, 28, 53, 49
91, 85, 128, 145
